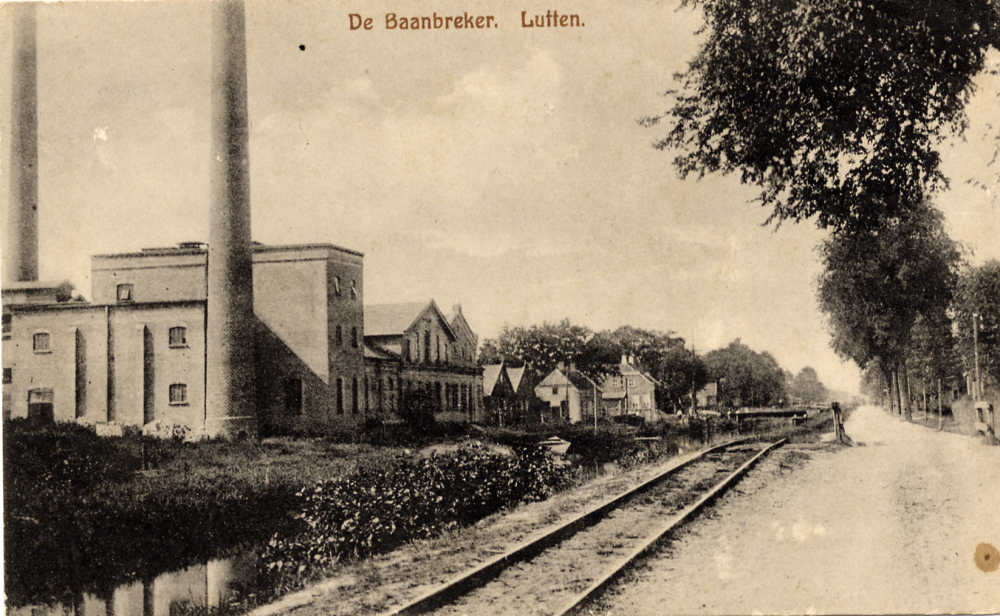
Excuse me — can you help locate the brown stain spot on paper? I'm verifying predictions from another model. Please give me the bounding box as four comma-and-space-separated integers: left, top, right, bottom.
975, 543, 999, 573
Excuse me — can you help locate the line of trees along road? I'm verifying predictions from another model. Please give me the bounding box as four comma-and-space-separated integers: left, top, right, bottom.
648, 0, 1000, 419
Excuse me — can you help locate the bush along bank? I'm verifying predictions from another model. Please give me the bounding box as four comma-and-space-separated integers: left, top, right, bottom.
259, 443, 573, 597
2, 419, 405, 608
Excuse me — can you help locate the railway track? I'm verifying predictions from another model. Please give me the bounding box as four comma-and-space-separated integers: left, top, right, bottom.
378, 438, 786, 616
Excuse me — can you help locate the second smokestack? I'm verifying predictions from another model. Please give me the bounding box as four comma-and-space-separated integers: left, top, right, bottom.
205, 0, 255, 437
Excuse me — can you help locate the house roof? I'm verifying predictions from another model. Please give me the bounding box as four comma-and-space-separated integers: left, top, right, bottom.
507, 366, 526, 391
483, 363, 510, 398
364, 302, 428, 336
536, 367, 599, 393
566, 370, 598, 392
364, 343, 399, 361
364, 300, 456, 340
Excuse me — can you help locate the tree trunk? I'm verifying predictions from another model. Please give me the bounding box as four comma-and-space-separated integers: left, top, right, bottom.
899, 360, 913, 422
881, 362, 894, 413
891, 368, 901, 416
937, 378, 943, 431
922, 378, 928, 422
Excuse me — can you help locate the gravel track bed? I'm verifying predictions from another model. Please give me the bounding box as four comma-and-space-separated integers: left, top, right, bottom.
430, 448, 760, 616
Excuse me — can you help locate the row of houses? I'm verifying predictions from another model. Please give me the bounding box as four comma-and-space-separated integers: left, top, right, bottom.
481, 355, 664, 425
1, 242, 486, 435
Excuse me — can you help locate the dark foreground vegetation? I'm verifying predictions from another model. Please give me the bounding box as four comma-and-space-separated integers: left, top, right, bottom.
4, 407, 846, 612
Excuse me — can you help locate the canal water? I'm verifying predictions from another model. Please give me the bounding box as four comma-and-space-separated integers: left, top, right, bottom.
9, 552, 258, 616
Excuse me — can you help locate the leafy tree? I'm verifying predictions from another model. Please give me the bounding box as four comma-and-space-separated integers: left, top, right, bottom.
652, 345, 710, 413
952, 260, 1000, 395
647, 0, 999, 230
817, 203, 962, 419
479, 319, 592, 377
788, 367, 829, 405
703, 339, 787, 408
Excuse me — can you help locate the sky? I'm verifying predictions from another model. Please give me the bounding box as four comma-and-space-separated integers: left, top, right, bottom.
2, 0, 998, 395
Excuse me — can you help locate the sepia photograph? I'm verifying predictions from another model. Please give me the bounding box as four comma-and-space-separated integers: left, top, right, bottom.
2, 0, 999, 614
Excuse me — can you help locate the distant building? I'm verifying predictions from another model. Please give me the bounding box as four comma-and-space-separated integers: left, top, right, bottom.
601, 355, 660, 421
696, 382, 718, 408
482, 362, 517, 425
535, 363, 601, 424
364, 301, 483, 422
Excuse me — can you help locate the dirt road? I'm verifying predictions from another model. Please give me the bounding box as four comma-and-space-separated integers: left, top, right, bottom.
594, 405, 1000, 615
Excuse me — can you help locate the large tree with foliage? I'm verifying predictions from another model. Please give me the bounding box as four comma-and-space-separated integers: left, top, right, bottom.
478, 319, 592, 377
952, 260, 1000, 395
647, 0, 999, 230
787, 367, 829, 405
816, 204, 962, 419
704, 339, 787, 408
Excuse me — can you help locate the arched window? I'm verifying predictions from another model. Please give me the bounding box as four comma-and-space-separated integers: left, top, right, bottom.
333, 276, 341, 296
352, 377, 359, 414
350, 280, 358, 300
336, 378, 345, 414
335, 325, 343, 346
351, 326, 359, 348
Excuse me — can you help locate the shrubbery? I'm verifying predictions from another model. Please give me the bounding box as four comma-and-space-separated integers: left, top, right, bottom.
263, 444, 572, 581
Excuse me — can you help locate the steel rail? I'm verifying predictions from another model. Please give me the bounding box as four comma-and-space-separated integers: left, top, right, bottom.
381, 437, 753, 616
552, 438, 787, 616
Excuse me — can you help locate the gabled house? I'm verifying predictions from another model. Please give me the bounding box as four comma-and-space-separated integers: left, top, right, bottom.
364, 300, 483, 421
482, 362, 517, 425
601, 355, 660, 421
535, 363, 601, 424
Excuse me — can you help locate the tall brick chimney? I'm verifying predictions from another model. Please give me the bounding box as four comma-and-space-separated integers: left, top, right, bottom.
204, 0, 255, 437
4, 3, 39, 283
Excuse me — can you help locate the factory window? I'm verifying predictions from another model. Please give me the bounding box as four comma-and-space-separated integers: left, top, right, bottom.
169, 384, 188, 405
335, 325, 343, 346
336, 378, 344, 414
350, 280, 357, 300
352, 377, 359, 414
117, 284, 134, 302
33, 332, 51, 353
168, 326, 187, 348
351, 326, 359, 348
2, 314, 11, 338
3, 368, 11, 384
333, 276, 341, 296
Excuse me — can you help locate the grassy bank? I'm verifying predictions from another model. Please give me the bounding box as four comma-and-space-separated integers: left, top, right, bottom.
3, 419, 407, 606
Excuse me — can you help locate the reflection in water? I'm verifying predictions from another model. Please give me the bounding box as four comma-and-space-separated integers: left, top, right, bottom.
10, 553, 256, 616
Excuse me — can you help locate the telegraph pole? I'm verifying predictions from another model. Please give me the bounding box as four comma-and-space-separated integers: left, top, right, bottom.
973, 312, 982, 402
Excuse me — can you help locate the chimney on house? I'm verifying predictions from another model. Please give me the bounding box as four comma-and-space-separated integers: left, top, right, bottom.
620, 354, 628, 365
569, 362, 576, 373
452, 303, 462, 316
557, 361, 565, 372
204, 0, 255, 438
4, 3, 39, 283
